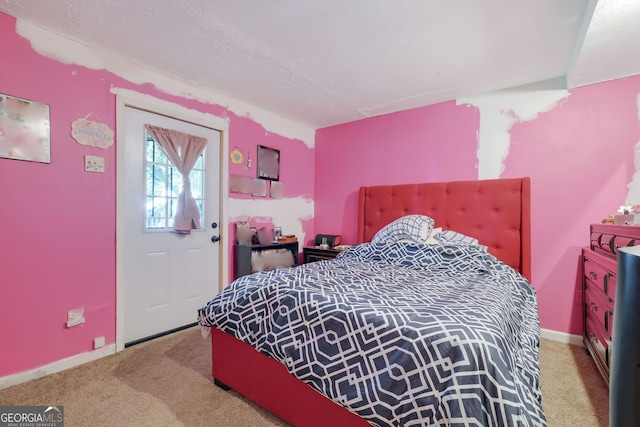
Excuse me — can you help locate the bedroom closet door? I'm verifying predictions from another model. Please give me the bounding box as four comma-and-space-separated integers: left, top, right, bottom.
121, 106, 221, 345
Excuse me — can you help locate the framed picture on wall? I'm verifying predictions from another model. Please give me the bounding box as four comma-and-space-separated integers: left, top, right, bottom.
0, 93, 51, 164
257, 145, 280, 181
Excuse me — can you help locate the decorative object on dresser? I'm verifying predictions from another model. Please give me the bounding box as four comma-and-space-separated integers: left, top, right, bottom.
583, 223, 640, 384
233, 242, 298, 279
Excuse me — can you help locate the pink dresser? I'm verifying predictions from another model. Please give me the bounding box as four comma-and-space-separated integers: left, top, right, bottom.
583, 223, 640, 384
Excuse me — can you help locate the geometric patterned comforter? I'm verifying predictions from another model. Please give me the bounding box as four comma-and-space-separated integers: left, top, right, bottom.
198, 242, 547, 426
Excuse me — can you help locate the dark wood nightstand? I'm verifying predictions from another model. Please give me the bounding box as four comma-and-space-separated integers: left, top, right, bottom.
303, 246, 342, 263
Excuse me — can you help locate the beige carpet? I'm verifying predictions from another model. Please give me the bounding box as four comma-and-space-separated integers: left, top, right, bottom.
539, 339, 609, 426
0, 327, 609, 426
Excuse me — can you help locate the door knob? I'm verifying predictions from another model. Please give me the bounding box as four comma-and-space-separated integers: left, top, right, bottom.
211, 222, 218, 229
211, 236, 220, 243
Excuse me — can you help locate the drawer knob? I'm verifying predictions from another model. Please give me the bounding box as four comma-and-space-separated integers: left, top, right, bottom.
589, 302, 598, 311
589, 271, 597, 279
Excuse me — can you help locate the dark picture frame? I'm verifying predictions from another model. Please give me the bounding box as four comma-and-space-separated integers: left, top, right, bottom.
257, 145, 280, 181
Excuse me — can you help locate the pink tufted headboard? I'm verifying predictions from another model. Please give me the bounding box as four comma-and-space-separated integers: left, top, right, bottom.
357, 178, 531, 281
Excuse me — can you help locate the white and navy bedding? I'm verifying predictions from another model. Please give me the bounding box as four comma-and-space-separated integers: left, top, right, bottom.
198, 241, 546, 426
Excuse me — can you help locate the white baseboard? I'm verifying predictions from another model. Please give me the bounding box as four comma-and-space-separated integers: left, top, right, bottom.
540, 328, 583, 346
0, 344, 116, 390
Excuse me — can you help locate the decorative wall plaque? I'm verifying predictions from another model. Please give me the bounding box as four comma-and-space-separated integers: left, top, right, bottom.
71, 115, 114, 149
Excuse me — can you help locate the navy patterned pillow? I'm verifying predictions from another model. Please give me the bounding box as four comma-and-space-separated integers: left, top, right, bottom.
371, 215, 435, 245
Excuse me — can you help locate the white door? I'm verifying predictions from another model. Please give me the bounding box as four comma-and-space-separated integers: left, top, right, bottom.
122, 106, 221, 344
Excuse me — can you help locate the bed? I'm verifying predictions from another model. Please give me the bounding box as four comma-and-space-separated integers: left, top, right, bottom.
198, 177, 544, 426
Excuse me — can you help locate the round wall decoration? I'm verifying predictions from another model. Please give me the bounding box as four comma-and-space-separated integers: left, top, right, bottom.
230, 148, 244, 164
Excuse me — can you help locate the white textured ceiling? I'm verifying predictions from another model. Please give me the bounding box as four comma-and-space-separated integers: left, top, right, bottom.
0, 0, 638, 128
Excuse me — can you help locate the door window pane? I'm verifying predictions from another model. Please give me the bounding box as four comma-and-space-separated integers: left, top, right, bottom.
169, 168, 183, 197
190, 170, 204, 199
146, 164, 168, 197
145, 131, 205, 230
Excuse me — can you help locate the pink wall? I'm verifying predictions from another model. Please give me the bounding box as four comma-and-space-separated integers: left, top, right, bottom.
314, 102, 479, 238
0, 12, 314, 377
315, 77, 640, 335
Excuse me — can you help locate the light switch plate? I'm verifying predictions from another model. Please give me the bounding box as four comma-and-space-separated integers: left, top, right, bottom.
66, 308, 85, 328
93, 336, 105, 349
85, 155, 105, 173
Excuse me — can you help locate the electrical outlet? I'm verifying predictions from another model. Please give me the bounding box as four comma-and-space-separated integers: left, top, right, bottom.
93, 336, 105, 349
66, 308, 85, 328
85, 155, 105, 173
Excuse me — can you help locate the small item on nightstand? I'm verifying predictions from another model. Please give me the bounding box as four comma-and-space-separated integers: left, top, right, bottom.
235, 221, 252, 245
320, 238, 329, 249
257, 227, 274, 245
314, 234, 341, 248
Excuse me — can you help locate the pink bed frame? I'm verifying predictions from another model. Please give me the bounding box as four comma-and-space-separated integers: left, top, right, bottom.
210, 177, 531, 426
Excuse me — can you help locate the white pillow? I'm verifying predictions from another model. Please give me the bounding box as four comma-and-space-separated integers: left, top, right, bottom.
436, 230, 479, 245
371, 215, 435, 245
426, 227, 442, 244
396, 227, 442, 245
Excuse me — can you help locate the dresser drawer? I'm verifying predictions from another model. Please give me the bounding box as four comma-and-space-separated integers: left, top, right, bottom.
584, 283, 613, 334
584, 257, 615, 300
585, 315, 610, 375
606, 273, 617, 302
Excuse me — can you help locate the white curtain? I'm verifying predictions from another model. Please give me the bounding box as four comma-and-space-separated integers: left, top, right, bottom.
145, 124, 208, 235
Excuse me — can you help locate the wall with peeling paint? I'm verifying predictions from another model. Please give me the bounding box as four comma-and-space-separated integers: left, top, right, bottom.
0, 12, 315, 378
315, 76, 640, 336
